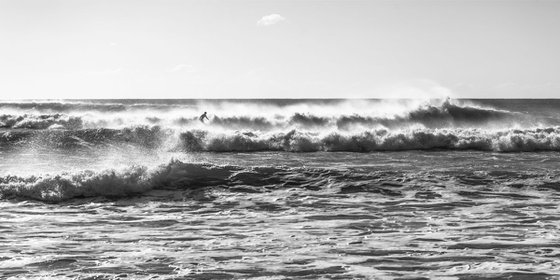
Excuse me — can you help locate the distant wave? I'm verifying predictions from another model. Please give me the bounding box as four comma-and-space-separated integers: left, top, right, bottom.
145, 102, 529, 129
0, 101, 535, 131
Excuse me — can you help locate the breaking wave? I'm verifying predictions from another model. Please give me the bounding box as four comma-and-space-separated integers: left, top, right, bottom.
1, 99, 559, 152
0, 160, 353, 202
2, 157, 559, 203
3, 126, 560, 152
0, 100, 540, 130
334, 100, 522, 129
177, 127, 560, 152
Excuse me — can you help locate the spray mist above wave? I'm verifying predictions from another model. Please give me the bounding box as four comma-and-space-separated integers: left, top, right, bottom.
0, 126, 169, 149
0, 113, 83, 130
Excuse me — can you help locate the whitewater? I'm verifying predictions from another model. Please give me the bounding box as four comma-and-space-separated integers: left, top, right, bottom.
1, 99, 560, 279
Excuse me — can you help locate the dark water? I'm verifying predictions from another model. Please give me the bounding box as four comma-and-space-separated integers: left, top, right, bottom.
1, 99, 560, 279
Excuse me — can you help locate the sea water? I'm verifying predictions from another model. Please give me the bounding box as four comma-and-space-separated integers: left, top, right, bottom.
1, 99, 560, 279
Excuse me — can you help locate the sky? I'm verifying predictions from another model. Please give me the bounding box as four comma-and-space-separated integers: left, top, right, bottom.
0, 0, 559, 99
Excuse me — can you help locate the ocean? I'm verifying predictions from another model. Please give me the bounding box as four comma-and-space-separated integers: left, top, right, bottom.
1, 99, 560, 279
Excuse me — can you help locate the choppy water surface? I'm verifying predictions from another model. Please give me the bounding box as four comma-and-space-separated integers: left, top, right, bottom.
1, 151, 560, 279
1, 99, 560, 279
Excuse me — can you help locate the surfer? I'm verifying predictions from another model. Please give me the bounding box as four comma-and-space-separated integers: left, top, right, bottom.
199, 112, 209, 123
443, 96, 451, 107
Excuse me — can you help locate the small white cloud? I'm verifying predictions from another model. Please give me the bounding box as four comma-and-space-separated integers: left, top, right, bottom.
257, 14, 286, 26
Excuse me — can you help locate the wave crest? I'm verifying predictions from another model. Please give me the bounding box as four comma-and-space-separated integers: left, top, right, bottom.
3, 125, 560, 152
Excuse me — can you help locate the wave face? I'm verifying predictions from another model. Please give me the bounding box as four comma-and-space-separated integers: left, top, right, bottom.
0, 161, 235, 202
1, 99, 560, 152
